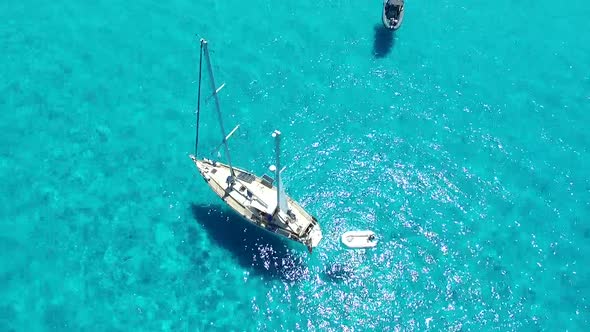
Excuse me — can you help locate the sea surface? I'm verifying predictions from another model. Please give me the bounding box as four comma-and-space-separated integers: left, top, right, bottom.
1, 0, 589, 331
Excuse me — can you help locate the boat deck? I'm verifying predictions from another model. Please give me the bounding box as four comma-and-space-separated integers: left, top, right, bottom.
190, 156, 322, 248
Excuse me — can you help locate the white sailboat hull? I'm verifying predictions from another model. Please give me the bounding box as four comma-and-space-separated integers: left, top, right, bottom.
190, 156, 323, 251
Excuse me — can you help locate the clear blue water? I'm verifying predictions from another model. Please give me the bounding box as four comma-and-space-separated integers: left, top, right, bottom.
1, 0, 589, 331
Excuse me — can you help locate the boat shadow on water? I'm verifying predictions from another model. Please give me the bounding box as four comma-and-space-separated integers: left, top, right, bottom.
189, 203, 310, 281
373, 24, 396, 58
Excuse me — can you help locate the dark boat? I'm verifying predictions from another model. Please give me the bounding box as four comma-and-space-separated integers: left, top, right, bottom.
382, 0, 405, 30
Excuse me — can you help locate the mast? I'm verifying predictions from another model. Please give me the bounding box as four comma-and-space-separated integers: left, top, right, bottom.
194, 40, 204, 156
272, 130, 289, 213
201, 39, 236, 178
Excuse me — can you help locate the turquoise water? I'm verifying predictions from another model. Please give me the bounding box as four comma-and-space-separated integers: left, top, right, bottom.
1, 0, 589, 330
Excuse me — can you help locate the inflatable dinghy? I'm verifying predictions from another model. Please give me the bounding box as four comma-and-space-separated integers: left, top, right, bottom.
382, 0, 405, 30
341, 230, 378, 249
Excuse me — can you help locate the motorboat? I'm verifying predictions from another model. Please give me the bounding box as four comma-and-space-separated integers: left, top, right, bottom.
382, 0, 405, 30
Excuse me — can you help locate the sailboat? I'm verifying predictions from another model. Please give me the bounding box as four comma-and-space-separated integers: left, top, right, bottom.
189, 39, 323, 253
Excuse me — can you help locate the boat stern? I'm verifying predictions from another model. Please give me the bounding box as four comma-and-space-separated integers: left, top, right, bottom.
306, 224, 323, 252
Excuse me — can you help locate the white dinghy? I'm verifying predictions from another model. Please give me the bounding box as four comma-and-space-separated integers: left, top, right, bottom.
341, 230, 378, 249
